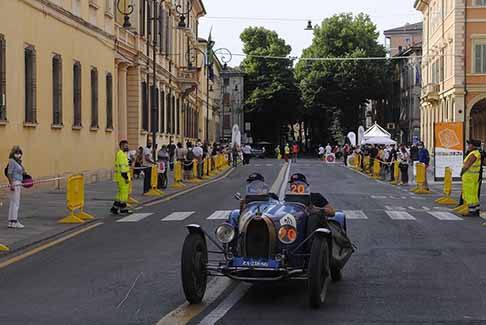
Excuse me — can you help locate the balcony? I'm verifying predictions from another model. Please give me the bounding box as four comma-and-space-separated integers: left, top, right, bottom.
177, 68, 200, 97
422, 83, 440, 102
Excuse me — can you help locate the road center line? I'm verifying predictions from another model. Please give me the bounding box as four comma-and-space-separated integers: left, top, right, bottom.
278, 161, 292, 200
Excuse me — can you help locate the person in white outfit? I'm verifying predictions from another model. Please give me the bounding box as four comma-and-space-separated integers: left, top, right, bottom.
6, 145, 25, 228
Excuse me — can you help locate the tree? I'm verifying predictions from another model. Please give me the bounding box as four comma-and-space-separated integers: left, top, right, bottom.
240, 27, 301, 144
296, 13, 392, 144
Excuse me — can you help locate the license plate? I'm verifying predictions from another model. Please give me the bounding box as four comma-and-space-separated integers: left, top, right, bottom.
232, 257, 280, 269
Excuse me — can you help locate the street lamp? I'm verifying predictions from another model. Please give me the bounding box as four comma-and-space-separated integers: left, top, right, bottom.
305, 20, 314, 31
214, 48, 233, 142
176, 1, 193, 29
116, 0, 135, 28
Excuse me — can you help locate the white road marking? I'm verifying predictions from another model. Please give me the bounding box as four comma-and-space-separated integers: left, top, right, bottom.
427, 211, 463, 221
371, 195, 388, 199
161, 211, 195, 221
278, 161, 292, 200
207, 210, 232, 220
117, 213, 153, 223
386, 211, 416, 220
408, 206, 430, 211
385, 205, 407, 211
343, 210, 368, 219
198, 283, 251, 325
265, 164, 273, 167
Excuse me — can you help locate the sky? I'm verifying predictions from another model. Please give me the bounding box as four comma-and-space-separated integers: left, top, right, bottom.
198, 0, 422, 66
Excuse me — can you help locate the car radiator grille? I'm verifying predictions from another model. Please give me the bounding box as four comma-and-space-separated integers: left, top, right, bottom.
245, 218, 270, 258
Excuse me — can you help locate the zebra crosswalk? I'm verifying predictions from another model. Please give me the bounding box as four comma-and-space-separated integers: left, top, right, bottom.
117, 209, 465, 224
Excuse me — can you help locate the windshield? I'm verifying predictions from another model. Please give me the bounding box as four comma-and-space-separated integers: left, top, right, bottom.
246, 180, 270, 196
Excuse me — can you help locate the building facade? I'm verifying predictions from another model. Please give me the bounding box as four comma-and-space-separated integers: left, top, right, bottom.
219, 67, 244, 143
384, 22, 423, 143
0, 0, 117, 181
0, 0, 222, 182
415, 0, 486, 149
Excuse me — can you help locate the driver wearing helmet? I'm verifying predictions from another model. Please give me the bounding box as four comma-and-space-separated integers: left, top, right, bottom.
288, 173, 336, 217
240, 173, 279, 211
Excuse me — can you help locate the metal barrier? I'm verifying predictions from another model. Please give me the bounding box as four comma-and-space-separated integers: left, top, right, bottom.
0, 243, 8, 252
436, 167, 458, 205
364, 156, 371, 175
171, 161, 185, 189
59, 175, 95, 224
145, 165, 163, 197
410, 163, 431, 194
372, 159, 381, 179
202, 158, 210, 180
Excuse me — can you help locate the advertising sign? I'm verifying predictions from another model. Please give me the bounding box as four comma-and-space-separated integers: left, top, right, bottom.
434, 122, 464, 179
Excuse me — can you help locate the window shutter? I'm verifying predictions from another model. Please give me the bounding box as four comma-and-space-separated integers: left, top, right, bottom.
24, 47, 36, 124
140, 0, 146, 36
106, 73, 113, 129
142, 81, 148, 131
0, 35, 6, 120
147, 1, 152, 39
73, 62, 82, 127
91, 68, 99, 128
166, 92, 171, 133
167, 13, 172, 58
159, 4, 164, 52
160, 90, 165, 133
52, 55, 63, 125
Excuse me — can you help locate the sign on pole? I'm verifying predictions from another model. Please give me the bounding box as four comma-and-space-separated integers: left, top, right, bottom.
434, 122, 464, 180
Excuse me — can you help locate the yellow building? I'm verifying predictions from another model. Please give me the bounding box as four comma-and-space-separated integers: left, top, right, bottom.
114, 0, 222, 150
0, 0, 117, 182
0, 0, 221, 182
415, 0, 486, 148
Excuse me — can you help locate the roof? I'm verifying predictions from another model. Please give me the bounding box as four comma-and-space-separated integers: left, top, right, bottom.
222, 66, 244, 75
384, 22, 423, 36
364, 123, 391, 137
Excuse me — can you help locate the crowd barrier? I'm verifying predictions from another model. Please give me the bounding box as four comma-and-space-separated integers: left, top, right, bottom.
145, 165, 164, 197
128, 167, 140, 206
171, 161, 185, 189
58, 175, 95, 224
410, 163, 431, 194
0, 242, 8, 252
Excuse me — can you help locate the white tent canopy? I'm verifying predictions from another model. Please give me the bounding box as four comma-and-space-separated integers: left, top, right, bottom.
361, 123, 397, 145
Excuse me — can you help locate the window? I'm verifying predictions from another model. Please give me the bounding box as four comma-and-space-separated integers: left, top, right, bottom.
166, 92, 171, 133
141, 81, 148, 131
105, 0, 113, 14
224, 78, 230, 87
90, 68, 99, 128
73, 61, 82, 127
474, 42, 486, 73
475, 0, 486, 6
159, 4, 165, 53
172, 95, 175, 134
150, 85, 159, 132
24, 46, 36, 124
140, 0, 146, 36
0, 34, 6, 121
176, 98, 180, 135
160, 90, 165, 133
106, 73, 113, 129
73, 0, 81, 16
52, 55, 62, 126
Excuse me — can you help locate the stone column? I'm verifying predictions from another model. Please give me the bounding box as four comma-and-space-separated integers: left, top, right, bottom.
117, 64, 128, 141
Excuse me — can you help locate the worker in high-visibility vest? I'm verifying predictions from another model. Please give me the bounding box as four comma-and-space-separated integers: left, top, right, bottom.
284, 144, 290, 163
111, 140, 132, 215
461, 139, 482, 217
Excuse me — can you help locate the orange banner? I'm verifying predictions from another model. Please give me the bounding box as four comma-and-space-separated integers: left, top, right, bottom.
435, 122, 464, 151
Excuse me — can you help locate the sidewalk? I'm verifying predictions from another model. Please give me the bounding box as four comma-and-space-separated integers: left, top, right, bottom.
0, 164, 232, 254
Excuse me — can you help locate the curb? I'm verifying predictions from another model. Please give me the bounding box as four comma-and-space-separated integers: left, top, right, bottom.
0, 166, 235, 258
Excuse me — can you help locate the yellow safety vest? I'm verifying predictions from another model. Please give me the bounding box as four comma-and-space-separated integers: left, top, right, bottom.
284, 146, 290, 154
464, 150, 481, 177
114, 149, 130, 182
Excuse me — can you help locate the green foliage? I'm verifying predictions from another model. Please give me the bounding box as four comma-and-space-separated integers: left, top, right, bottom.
240, 27, 301, 143
296, 13, 392, 144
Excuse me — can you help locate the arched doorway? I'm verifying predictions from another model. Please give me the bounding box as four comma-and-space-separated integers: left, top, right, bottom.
470, 98, 486, 144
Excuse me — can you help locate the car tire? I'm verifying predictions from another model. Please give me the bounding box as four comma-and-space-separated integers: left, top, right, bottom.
181, 232, 208, 304
308, 236, 330, 308
331, 265, 342, 282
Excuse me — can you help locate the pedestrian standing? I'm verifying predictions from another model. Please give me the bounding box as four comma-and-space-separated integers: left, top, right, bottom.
398, 144, 410, 185
242, 143, 252, 165
418, 142, 430, 190
111, 141, 131, 215
343, 144, 350, 166
157, 145, 169, 189
184, 142, 194, 181
292, 143, 299, 163
168, 138, 176, 171
275, 145, 281, 159
6, 146, 26, 228
318, 145, 324, 160
388, 144, 397, 181
175, 142, 186, 181
461, 139, 482, 217
193, 142, 204, 178
142, 138, 156, 194
232, 144, 239, 167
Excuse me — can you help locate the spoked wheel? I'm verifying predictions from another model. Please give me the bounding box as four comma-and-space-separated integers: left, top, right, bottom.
181, 232, 208, 304
308, 236, 330, 308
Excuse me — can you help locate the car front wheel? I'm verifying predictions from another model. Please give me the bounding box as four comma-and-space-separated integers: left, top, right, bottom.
181, 232, 208, 304
308, 236, 330, 308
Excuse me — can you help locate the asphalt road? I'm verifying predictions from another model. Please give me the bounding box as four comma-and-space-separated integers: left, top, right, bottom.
2, 158, 486, 324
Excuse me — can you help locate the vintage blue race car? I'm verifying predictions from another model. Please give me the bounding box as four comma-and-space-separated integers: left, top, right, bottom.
181, 176, 354, 308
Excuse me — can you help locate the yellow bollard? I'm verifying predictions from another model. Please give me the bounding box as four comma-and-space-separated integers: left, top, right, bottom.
364, 156, 371, 175
202, 158, 210, 179
372, 159, 381, 179
411, 163, 431, 194
436, 167, 458, 205
390, 161, 400, 185
0, 243, 9, 252
127, 167, 140, 206
144, 165, 164, 196
171, 161, 185, 189
59, 175, 95, 224
190, 160, 202, 183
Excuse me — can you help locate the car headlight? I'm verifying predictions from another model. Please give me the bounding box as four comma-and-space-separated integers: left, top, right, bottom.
215, 223, 235, 243
278, 225, 297, 244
